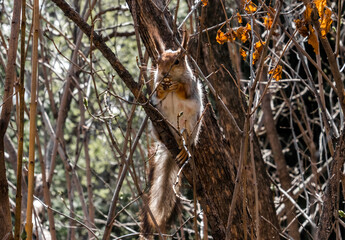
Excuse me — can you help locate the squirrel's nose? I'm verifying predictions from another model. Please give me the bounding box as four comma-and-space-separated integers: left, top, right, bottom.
162, 72, 169, 77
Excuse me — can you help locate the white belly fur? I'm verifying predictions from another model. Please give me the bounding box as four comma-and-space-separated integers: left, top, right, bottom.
159, 92, 200, 136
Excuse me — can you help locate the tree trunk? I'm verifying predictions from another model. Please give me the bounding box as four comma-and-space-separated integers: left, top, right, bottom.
316, 129, 345, 239
0, 0, 22, 238
126, 0, 280, 239
0, 137, 14, 240
193, 2, 280, 238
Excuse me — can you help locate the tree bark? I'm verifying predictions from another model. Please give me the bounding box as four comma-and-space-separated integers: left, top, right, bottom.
316, 130, 345, 239
192, 2, 280, 238
126, 0, 280, 239
0, 0, 21, 239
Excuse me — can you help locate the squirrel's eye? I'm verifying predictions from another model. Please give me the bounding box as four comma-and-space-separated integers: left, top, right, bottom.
174, 59, 180, 65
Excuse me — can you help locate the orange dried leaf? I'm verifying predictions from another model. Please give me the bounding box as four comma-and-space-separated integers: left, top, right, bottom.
236, 23, 251, 43
240, 32, 249, 43
263, 8, 275, 30
240, 48, 247, 60
263, 16, 273, 29
308, 25, 319, 54
294, 19, 309, 37
236, 26, 245, 37
216, 29, 236, 44
216, 30, 228, 44
304, 3, 313, 22
237, 12, 243, 24
255, 41, 265, 52
227, 29, 237, 42
243, 0, 257, 13
252, 41, 265, 65
252, 51, 260, 65
314, 0, 326, 18
201, 0, 208, 6
236, 26, 245, 43
269, 65, 283, 81
246, 22, 251, 31
320, 7, 333, 38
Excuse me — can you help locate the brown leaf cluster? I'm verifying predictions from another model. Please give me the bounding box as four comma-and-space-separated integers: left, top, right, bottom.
240, 48, 247, 60
237, 12, 242, 24
268, 65, 283, 81
216, 23, 251, 45
263, 7, 275, 30
216, 1, 281, 65
243, 0, 257, 13
252, 41, 265, 65
295, 0, 333, 54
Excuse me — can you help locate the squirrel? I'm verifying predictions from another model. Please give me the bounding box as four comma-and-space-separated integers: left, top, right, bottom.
141, 32, 204, 239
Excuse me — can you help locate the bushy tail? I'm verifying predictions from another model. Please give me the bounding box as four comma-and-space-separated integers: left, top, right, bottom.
141, 143, 180, 239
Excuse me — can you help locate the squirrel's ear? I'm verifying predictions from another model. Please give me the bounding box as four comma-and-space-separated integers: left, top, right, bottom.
181, 27, 189, 51
154, 37, 165, 56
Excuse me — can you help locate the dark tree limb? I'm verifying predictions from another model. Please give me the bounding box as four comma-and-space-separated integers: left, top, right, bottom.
261, 82, 300, 240
50, 0, 180, 156
316, 131, 345, 239
0, 0, 21, 239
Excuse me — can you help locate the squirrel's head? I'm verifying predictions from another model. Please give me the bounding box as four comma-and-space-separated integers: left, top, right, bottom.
154, 31, 191, 81
156, 49, 187, 80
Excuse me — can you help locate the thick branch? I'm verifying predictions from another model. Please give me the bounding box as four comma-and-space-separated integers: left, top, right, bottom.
0, 0, 21, 238
316, 130, 345, 238
50, 0, 180, 159
261, 85, 300, 240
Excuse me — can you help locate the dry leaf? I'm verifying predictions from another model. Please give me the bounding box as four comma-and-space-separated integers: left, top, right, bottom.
308, 25, 319, 54
314, 0, 326, 18
228, 29, 237, 42
216, 30, 228, 44
320, 7, 333, 38
201, 0, 208, 7
236, 26, 245, 38
304, 3, 313, 22
246, 22, 251, 31
255, 41, 265, 52
263, 16, 273, 29
237, 12, 243, 24
216, 29, 236, 44
236, 27, 249, 43
263, 7, 275, 30
243, 0, 257, 13
294, 19, 309, 37
252, 41, 265, 64
269, 65, 283, 81
236, 23, 251, 43
240, 48, 247, 60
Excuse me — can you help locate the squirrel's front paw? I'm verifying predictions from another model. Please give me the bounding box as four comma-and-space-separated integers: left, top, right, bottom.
156, 78, 179, 99
162, 77, 179, 92
156, 79, 168, 99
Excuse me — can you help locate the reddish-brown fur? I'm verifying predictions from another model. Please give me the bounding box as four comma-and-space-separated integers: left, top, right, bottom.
141, 32, 203, 239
